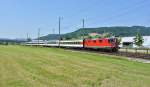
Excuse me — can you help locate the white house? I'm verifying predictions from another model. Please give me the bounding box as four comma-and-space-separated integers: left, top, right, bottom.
120, 36, 150, 48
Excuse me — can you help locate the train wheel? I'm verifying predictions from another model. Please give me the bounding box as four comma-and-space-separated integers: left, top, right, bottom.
112, 48, 118, 52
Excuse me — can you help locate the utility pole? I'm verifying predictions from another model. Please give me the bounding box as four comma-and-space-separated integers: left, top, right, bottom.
58, 17, 61, 47
27, 33, 29, 41
82, 19, 85, 28
38, 28, 40, 44
82, 19, 85, 39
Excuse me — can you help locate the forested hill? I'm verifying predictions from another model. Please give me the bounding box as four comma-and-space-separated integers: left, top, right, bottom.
39, 26, 150, 40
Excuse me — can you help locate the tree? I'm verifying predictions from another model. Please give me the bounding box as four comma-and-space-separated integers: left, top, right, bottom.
117, 36, 122, 45
134, 32, 144, 47
27, 38, 32, 42
102, 33, 113, 38
88, 36, 93, 39
94, 35, 101, 38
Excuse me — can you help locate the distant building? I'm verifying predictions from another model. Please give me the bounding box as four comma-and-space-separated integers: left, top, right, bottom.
120, 36, 150, 48
89, 33, 100, 37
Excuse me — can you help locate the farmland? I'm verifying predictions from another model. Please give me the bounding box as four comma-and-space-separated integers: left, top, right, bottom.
0, 45, 150, 87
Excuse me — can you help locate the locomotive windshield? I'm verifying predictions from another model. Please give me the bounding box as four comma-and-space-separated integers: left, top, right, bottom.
108, 38, 115, 43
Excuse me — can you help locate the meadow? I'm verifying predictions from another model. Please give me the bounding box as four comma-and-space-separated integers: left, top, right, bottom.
0, 45, 150, 87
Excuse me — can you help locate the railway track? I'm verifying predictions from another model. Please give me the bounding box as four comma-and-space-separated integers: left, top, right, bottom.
67, 48, 150, 59
104, 51, 150, 59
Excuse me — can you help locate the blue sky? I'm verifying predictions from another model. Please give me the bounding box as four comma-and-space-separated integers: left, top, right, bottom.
0, 0, 150, 39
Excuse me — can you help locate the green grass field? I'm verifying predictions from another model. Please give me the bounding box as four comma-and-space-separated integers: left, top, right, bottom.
0, 45, 150, 87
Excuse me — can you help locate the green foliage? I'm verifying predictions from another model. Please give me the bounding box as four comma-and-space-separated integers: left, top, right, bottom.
117, 36, 122, 45
95, 35, 101, 38
0, 42, 8, 45
102, 33, 113, 38
87, 34, 101, 39
27, 38, 32, 42
86, 32, 113, 39
134, 32, 144, 47
88, 36, 93, 39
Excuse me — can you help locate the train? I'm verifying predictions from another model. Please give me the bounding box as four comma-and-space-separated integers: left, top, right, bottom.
26, 37, 119, 52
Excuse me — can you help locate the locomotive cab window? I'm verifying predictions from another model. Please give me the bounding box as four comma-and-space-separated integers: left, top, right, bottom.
108, 39, 114, 43
99, 40, 103, 43
77, 42, 80, 44
93, 40, 96, 43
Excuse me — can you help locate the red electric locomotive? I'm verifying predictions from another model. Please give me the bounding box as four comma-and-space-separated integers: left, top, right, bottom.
83, 38, 119, 52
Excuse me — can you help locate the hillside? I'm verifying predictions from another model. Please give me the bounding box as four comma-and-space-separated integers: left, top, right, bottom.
40, 26, 150, 40
39, 34, 60, 40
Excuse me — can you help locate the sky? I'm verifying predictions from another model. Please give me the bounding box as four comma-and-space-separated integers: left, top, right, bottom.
0, 0, 150, 39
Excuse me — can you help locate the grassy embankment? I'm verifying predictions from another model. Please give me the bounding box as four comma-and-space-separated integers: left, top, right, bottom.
0, 45, 150, 87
